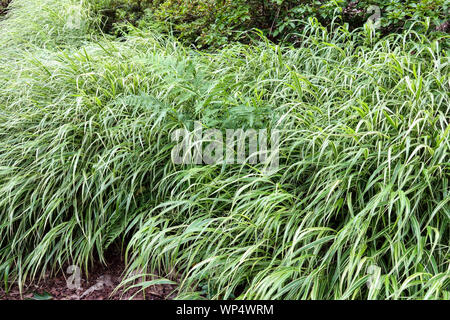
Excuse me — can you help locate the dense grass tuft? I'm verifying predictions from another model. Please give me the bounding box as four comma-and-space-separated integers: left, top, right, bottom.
0, 0, 449, 299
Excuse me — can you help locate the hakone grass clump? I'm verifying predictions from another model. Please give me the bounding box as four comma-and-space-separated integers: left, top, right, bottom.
0, 0, 449, 299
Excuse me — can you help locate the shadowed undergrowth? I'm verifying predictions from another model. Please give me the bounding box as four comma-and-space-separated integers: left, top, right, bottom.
0, 0, 449, 299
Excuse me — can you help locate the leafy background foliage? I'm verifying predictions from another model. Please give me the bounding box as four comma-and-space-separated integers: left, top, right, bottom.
91, 0, 449, 48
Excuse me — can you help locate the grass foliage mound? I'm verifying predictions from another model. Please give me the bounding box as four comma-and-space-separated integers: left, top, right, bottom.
0, 0, 449, 299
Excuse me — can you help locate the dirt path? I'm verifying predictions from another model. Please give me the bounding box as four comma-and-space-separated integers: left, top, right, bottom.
0, 255, 177, 300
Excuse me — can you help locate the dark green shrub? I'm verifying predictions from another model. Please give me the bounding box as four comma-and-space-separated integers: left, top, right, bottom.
91, 0, 449, 48
354, 0, 449, 34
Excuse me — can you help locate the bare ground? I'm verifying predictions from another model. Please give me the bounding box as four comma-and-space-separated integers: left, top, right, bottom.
0, 254, 178, 300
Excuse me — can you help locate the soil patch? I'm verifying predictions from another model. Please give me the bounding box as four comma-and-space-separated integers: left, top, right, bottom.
0, 254, 178, 300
